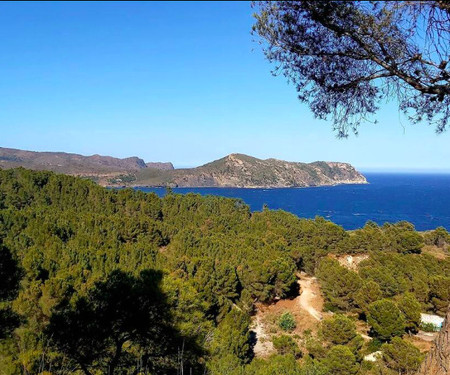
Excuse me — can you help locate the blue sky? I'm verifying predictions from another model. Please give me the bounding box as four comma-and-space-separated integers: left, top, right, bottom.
0, 1, 449, 171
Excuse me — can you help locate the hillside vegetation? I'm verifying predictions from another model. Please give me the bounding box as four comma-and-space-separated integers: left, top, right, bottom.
0, 168, 448, 374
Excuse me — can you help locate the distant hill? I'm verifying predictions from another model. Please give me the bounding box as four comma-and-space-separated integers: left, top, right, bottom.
0, 147, 171, 185
0, 147, 148, 173
133, 153, 367, 188
0, 148, 367, 188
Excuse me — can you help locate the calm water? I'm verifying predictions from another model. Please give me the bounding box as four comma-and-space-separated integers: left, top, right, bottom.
135, 174, 450, 231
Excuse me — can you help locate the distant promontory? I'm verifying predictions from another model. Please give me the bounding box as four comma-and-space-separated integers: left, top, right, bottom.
0, 147, 367, 188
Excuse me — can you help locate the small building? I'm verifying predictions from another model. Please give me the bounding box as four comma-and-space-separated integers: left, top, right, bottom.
420, 313, 445, 331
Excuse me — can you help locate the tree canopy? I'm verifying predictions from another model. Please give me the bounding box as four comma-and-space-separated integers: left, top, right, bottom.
46, 269, 195, 375
253, 1, 450, 136
0, 241, 21, 339
0, 168, 448, 373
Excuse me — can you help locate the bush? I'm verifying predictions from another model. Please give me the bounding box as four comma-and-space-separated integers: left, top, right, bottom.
420, 322, 436, 332
272, 335, 302, 358
278, 312, 296, 332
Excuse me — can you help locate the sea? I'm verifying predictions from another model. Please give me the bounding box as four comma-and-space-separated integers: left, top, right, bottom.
135, 173, 450, 231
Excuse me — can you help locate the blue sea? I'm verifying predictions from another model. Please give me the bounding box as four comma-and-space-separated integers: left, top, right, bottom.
135, 173, 450, 231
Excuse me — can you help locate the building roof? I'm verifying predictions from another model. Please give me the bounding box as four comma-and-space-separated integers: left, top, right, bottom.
421, 313, 445, 326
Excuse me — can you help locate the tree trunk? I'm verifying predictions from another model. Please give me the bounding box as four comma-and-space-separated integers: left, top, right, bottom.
416, 306, 450, 375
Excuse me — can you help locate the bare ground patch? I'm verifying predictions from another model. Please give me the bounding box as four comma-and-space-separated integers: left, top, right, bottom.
250, 273, 328, 358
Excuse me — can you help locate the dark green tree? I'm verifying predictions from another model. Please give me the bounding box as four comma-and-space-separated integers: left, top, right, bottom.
0, 242, 21, 339
316, 258, 362, 311
381, 337, 424, 374
428, 276, 450, 315
208, 309, 252, 362
397, 293, 422, 333
355, 280, 383, 316
367, 299, 406, 341
322, 345, 358, 375
46, 270, 198, 375
244, 354, 304, 375
320, 314, 357, 346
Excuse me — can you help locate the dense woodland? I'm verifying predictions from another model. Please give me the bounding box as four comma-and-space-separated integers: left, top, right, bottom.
0, 168, 449, 374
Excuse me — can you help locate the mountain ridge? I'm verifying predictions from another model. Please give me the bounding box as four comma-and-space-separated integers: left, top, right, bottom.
0, 147, 367, 188
133, 153, 367, 188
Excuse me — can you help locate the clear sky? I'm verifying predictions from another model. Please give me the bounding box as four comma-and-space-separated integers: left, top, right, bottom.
0, 1, 449, 171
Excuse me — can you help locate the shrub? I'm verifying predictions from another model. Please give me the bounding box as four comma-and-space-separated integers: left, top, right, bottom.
278, 312, 296, 332
272, 335, 302, 358
420, 322, 436, 332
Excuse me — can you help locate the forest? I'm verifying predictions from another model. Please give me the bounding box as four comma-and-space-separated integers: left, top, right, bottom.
0, 168, 449, 374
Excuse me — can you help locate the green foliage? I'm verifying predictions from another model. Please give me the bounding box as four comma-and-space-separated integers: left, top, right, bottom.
368, 300, 406, 341
382, 222, 424, 254
299, 357, 329, 375
278, 312, 296, 332
320, 314, 363, 360
244, 354, 303, 375
355, 280, 383, 315
162, 275, 212, 346
0, 242, 21, 339
397, 293, 421, 333
207, 353, 242, 375
0, 168, 448, 373
420, 322, 437, 332
208, 309, 251, 362
322, 345, 359, 375
316, 258, 362, 312
428, 276, 450, 315
320, 314, 357, 345
366, 338, 383, 353
423, 226, 449, 248
381, 337, 424, 373
305, 336, 327, 360
272, 335, 302, 358
46, 270, 198, 375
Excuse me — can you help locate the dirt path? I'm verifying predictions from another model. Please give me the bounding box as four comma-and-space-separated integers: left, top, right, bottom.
251, 312, 274, 358
415, 331, 438, 342
297, 276, 323, 321
251, 274, 324, 358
